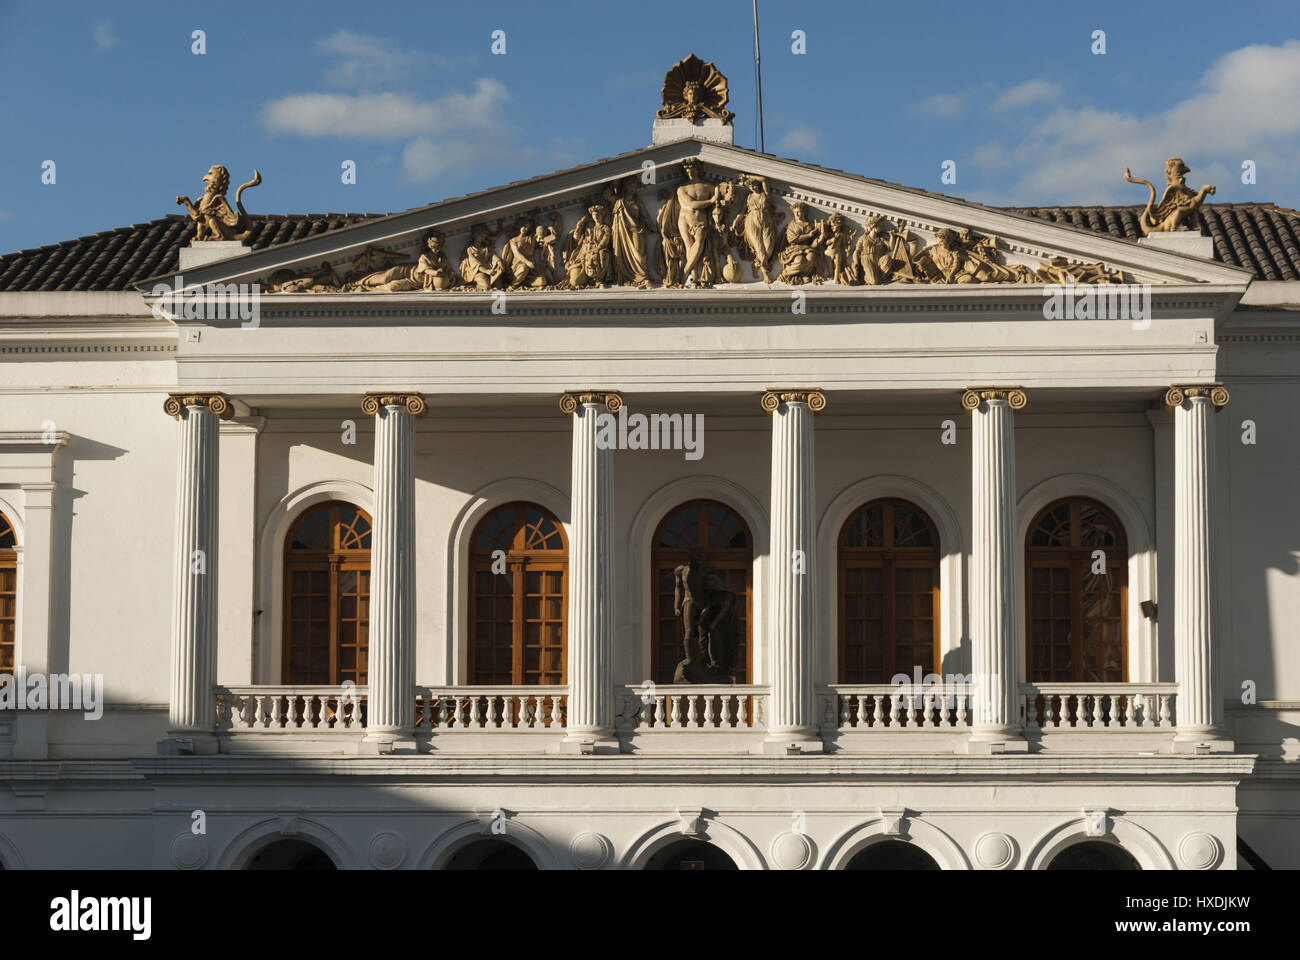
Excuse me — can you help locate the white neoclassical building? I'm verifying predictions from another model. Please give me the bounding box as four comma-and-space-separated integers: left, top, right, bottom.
0, 68, 1297, 870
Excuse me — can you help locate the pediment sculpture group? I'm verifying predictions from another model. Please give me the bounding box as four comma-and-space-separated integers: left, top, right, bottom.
263, 159, 1123, 294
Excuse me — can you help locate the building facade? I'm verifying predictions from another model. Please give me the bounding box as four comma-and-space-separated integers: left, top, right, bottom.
0, 63, 1297, 870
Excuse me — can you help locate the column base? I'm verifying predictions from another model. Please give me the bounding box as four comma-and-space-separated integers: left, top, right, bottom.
359, 732, 419, 755
762, 733, 826, 756
962, 730, 1029, 755
1170, 730, 1236, 754
555, 733, 621, 755
157, 732, 220, 756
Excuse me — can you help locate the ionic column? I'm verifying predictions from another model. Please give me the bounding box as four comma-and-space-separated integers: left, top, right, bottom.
162, 393, 232, 751
361, 392, 424, 748
559, 391, 620, 750
1166, 384, 1230, 747
963, 386, 1026, 747
762, 388, 825, 752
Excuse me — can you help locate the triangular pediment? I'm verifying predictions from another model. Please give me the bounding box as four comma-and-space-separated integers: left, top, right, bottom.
140, 139, 1252, 303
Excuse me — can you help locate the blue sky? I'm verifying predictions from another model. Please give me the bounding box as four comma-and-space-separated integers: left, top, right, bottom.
2, 0, 1299, 251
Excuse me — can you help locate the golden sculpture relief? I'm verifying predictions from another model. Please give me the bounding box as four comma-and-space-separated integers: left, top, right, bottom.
176, 165, 262, 242
361, 393, 427, 416
761, 389, 827, 413
1124, 158, 1216, 234
1164, 384, 1229, 410
732, 174, 780, 283
559, 391, 623, 414
258, 160, 1132, 294
961, 387, 1027, 412
657, 54, 734, 123
163, 393, 235, 420
605, 178, 655, 288
776, 201, 827, 284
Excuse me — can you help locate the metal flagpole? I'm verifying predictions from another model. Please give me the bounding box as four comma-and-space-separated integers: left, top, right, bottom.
753, 0, 765, 153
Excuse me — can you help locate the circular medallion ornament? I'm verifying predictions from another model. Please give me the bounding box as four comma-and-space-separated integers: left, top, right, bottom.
170, 833, 210, 870
770, 831, 814, 870
369, 832, 407, 870
974, 832, 1017, 870
1177, 832, 1222, 870
568, 832, 613, 870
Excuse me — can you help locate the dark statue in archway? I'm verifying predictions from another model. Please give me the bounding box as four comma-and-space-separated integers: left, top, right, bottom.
672, 547, 740, 683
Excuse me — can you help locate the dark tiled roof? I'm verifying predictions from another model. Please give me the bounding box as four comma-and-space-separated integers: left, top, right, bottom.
1009, 203, 1300, 281
0, 213, 379, 292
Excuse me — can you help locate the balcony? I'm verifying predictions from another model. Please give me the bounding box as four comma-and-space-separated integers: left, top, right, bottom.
212, 681, 1180, 755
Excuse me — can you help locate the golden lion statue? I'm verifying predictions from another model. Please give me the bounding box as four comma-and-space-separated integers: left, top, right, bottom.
176, 164, 262, 241
1124, 157, 1215, 234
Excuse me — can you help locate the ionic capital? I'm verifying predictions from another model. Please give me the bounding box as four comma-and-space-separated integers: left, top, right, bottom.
761, 388, 827, 414
961, 386, 1027, 414
361, 392, 427, 417
559, 390, 623, 414
1164, 383, 1229, 411
163, 392, 234, 420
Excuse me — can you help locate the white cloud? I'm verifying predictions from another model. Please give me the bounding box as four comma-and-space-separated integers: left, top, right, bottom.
777, 125, 823, 155
93, 22, 117, 49
316, 30, 477, 87
990, 79, 1062, 112
317, 31, 415, 87
913, 93, 964, 117
969, 41, 1300, 203
259, 79, 509, 140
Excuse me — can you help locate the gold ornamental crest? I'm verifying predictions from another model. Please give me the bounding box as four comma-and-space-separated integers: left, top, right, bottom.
657, 54, 735, 123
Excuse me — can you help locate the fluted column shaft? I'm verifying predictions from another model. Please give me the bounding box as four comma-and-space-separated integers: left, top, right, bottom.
1169, 385, 1228, 740
764, 389, 824, 741
165, 393, 230, 735
363, 393, 423, 740
561, 391, 619, 741
964, 387, 1024, 739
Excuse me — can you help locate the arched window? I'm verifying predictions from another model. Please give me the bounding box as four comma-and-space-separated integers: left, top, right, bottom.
0, 511, 15, 674
652, 499, 753, 684
1026, 497, 1127, 682
838, 499, 940, 683
469, 502, 567, 685
283, 501, 372, 685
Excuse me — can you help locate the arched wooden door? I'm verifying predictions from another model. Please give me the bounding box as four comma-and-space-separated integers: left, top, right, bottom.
1026, 497, 1128, 682
651, 499, 753, 684
282, 501, 371, 685
838, 499, 940, 683
468, 502, 567, 685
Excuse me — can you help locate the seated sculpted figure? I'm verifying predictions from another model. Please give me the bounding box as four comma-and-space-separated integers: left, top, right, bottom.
345, 232, 459, 291
776, 201, 827, 284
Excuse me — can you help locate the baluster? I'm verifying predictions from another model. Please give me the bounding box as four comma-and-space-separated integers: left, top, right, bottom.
956, 690, 968, 728
1098, 694, 1110, 728
671, 695, 685, 728
737, 695, 748, 727
652, 695, 664, 729
840, 696, 851, 728
1159, 694, 1172, 728
753, 695, 764, 727
252, 695, 267, 728
868, 695, 880, 728
702, 696, 715, 728
1132, 693, 1146, 728
905, 695, 917, 727
926, 692, 938, 728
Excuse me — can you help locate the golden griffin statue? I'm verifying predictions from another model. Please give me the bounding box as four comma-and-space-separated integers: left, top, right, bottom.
1124, 158, 1215, 234
176, 164, 262, 242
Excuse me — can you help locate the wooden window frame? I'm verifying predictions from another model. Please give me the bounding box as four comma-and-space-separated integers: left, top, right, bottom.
837, 498, 941, 684
1025, 497, 1128, 683
0, 511, 15, 675
650, 499, 754, 685
282, 501, 372, 686
468, 502, 568, 686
